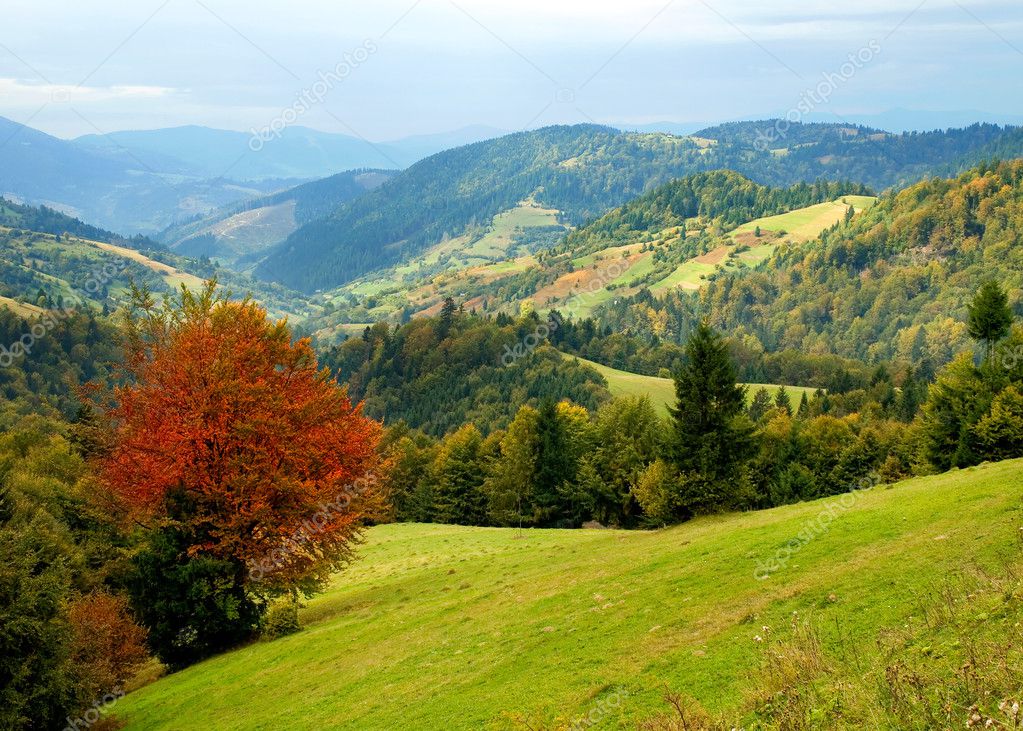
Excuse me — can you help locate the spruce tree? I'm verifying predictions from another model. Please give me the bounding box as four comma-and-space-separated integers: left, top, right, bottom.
438, 296, 457, 339
747, 387, 773, 423
774, 385, 792, 415
667, 322, 755, 513
968, 280, 1013, 361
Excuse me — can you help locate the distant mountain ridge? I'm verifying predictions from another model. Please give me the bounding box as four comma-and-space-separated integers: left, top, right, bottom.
0, 116, 501, 236
0, 115, 302, 235
73, 124, 505, 180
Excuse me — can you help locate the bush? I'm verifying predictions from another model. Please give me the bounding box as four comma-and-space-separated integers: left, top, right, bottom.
262, 598, 302, 640
67, 592, 149, 704
127, 525, 264, 670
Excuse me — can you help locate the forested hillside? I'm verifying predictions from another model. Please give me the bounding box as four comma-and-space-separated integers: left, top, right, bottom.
556, 172, 869, 254
298, 172, 872, 333
256, 125, 698, 290
255, 122, 1023, 292
321, 309, 610, 436
0, 200, 314, 321
160, 168, 397, 263
694, 120, 1022, 187
0, 196, 159, 249
598, 160, 1023, 366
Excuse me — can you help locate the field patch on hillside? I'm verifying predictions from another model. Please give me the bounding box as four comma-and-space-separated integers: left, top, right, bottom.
92, 240, 204, 290
208, 200, 297, 254
563, 353, 817, 416
729, 195, 876, 244
463, 201, 565, 259
646, 196, 878, 298
0, 295, 47, 317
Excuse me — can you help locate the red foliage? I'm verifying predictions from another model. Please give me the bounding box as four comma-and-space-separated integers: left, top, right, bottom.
68, 592, 149, 700
98, 283, 381, 586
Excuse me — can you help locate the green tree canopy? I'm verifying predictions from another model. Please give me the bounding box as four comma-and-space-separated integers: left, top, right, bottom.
967, 280, 1013, 360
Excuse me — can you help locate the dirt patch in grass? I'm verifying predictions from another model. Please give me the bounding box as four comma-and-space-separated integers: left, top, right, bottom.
731, 230, 781, 247
694, 245, 731, 265
534, 254, 642, 302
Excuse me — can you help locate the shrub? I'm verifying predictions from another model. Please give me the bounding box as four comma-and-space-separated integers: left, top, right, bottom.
262, 597, 302, 640
632, 460, 678, 526
67, 592, 149, 704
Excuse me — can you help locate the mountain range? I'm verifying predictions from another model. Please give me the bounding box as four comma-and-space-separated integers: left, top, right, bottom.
0, 116, 503, 235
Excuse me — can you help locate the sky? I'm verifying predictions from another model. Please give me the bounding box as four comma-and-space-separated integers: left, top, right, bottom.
1, 0, 1022, 140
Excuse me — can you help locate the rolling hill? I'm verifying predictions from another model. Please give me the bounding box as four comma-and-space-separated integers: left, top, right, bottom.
253, 121, 1023, 293
159, 169, 397, 266
302, 171, 876, 337
0, 198, 312, 321
111, 458, 1023, 729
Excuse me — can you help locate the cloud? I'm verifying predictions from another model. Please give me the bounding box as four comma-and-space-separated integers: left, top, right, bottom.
0, 78, 177, 109
0, 78, 177, 105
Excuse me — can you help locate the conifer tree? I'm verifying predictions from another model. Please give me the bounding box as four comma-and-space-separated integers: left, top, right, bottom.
774, 385, 792, 415
667, 322, 756, 514
748, 387, 773, 423
968, 280, 1013, 362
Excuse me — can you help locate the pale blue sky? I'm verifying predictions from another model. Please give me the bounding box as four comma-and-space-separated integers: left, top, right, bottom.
1, 0, 1021, 139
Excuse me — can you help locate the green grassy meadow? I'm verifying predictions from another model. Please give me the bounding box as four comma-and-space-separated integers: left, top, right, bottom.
729, 195, 877, 243
112, 459, 1023, 729
564, 354, 817, 416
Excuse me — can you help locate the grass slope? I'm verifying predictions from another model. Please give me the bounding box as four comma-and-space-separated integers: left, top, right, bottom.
563, 353, 816, 416
92, 240, 204, 290
0, 295, 46, 317
113, 460, 1023, 729
729, 195, 876, 243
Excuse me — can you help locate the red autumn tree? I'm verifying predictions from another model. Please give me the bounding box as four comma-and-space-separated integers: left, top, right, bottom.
98, 281, 381, 593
